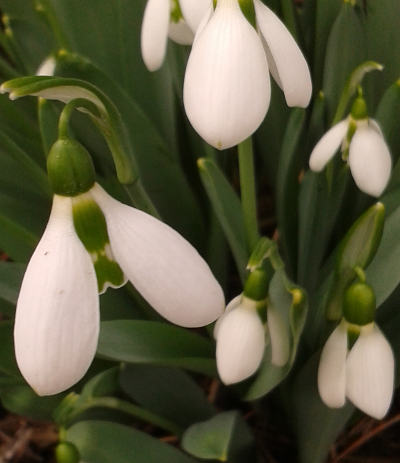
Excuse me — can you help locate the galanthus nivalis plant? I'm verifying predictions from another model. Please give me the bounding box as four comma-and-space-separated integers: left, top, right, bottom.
309, 95, 392, 197
183, 0, 312, 149
14, 136, 224, 395
141, 0, 211, 71
1, 1, 400, 462
318, 281, 394, 419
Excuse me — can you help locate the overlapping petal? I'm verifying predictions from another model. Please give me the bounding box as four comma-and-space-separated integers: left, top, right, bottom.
183, 0, 270, 149
317, 322, 347, 408
348, 123, 392, 197
309, 119, 348, 172
216, 305, 265, 384
346, 324, 394, 420
213, 294, 241, 339
168, 20, 194, 45
14, 195, 99, 396
267, 305, 289, 367
140, 0, 171, 71
254, 0, 311, 107
180, 0, 212, 33
91, 184, 224, 328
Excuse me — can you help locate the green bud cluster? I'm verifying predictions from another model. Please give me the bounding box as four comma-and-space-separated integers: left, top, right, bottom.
47, 138, 95, 196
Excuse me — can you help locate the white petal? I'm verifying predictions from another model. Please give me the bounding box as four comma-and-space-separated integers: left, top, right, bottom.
254, 0, 312, 107
213, 294, 242, 340
14, 195, 99, 396
168, 19, 194, 45
91, 184, 225, 328
36, 56, 56, 76
346, 324, 394, 420
349, 123, 392, 197
183, 0, 270, 149
317, 323, 348, 408
267, 305, 290, 367
216, 305, 265, 384
309, 119, 348, 172
140, 0, 170, 71
180, 0, 212, 33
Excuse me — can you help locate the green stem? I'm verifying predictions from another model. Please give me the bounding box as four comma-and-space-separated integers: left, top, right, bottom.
35, 0, 70, 50
238, 138, 259, 252
124, 179, 160, 218
58, 98, 101, 139
280, 0, 298, 40
67, 396, 182, 436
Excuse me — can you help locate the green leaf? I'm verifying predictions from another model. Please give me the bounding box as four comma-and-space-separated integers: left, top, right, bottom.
182, 411, 255, 462
243, 271, 307, 400
120, 364, 215, 428
198, 158, 248, 281
276, 108, 306, 276
326, 202, 385, 320
97, 320, 216, 376
66, 420, 196, 463
0, 321, 20, 378
0, 262, 25, 307
292, 353, 354, 463
323, 2, 366, 120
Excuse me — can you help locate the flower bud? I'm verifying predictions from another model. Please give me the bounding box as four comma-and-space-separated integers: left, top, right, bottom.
47, 138, 95, 196
55, 442, 80, 463
343, 282, 375, 326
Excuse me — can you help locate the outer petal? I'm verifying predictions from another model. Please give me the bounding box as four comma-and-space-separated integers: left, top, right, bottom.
213, 294, 242, 340
309, 119, 348, 172
140, 0, 170, 71
91, 184, 224, 328
36, 56, 56, 76
168, 19, 194, 45
180, 0, 212, 33
267, 305, 290, 367
216, 305, 265, 385
348, 123, 392, 197
14, 195, 99, 396
183, 0, 270, 149
346, 324, 394, 420
254, 0, 312, 107
317, 322, 348, 408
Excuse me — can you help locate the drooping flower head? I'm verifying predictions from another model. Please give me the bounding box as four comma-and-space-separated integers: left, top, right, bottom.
318, 281, 394, 419
309, 95, 392, 197
214, 268, 290, 385
141, 0, 211, 71
14, 136, 225, 396
183, 0, 312, 149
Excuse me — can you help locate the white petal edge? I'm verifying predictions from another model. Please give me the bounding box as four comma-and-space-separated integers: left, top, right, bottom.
183, 0, 270, 149
140, 0, 170, 71
36, 56, 56, 76
346, 324, 394, 420
168, 19, 194, 45
213, 294, 241, 340
267, 305, 290, 367
216, 305, 265, 385
180, 0, 212, 33
14, 195, 99, 396
90, 184, 225, 328
309, 119, 348, 172
254, 0, 312, 107
317, 322, 347, 408
348, 124, 392, 197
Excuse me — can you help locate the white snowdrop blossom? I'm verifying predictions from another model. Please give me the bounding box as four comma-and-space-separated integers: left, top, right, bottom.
214, 294, 289, 385
15, 183, 224, 396
309, 117, 392, 197
141, 0, 211, 71
318, 320, 394, 419
36, 56, 56, 76
183, 0, 312, 149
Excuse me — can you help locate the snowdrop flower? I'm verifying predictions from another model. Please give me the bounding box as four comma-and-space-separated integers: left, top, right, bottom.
36, 56, 56, 76
183, 0, 312, 149
14, 138, 224, 396
214, 269, 290, 384
318, 282, 394, 419
141, 0, 211, 71
309, 97, 392, 197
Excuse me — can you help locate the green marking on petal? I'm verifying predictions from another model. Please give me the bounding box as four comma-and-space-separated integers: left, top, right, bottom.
94, 251, 126, 294
171, 0, 184, 23
72, 192, 126, 293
